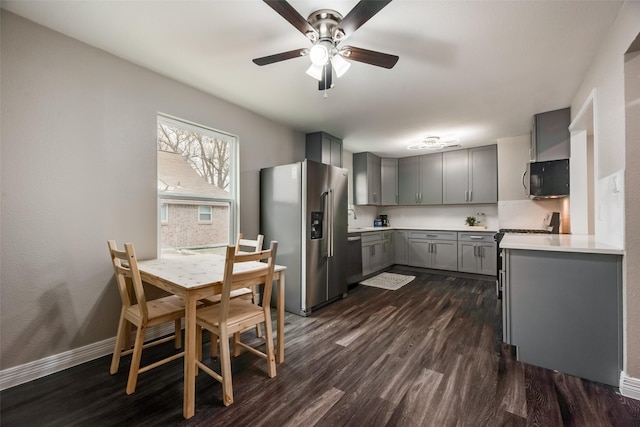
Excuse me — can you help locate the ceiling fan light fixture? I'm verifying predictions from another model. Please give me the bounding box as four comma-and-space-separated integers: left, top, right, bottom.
407, 136, 461, 151
309, 41, 332, 66
331, 53, 351, 78
306, 63, 324, 81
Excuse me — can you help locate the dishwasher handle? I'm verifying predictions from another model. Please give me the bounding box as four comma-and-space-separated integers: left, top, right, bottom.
347, 236, 362, 242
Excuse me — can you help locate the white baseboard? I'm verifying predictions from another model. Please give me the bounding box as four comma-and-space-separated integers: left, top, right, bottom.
620, 371, 640, 400
0, 324, 174, 391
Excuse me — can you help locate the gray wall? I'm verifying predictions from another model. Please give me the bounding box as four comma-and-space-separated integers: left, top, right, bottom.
570, 1, 639, 379
0, 11, 304, 370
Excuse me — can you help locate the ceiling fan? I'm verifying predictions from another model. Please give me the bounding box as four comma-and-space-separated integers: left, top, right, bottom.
253, 0, 399, 91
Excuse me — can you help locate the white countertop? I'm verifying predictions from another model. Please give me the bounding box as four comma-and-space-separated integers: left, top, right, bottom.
500, 234, 624, 255
348, 226, 498, 233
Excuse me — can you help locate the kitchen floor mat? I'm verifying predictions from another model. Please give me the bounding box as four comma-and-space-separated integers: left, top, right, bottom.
359, 272, 415, 290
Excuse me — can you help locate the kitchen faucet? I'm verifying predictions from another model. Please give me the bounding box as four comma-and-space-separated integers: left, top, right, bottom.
347, 208, 357, 219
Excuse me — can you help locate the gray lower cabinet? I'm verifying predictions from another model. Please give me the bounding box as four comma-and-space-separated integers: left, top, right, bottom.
503, 249, 622, 386
443, 145, 497, 204
398, 153, 443, 205
407, 231, 457, 271
382, 230, 394, 267
457, 232, 497, 275
361, 232, 383, 276
395, 230, 408, 265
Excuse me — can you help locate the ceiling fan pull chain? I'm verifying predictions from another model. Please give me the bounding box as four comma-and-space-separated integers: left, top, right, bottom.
323, 66, 329, 98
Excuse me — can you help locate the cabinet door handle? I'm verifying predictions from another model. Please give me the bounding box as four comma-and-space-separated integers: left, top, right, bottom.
419, 193, 423, 204
415, 193, 419, 204
473, 246, 477, 256
469, 190, 472, 202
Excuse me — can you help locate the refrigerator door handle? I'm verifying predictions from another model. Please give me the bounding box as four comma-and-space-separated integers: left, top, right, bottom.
328, 188, 334, 258
321, 190, 329, 258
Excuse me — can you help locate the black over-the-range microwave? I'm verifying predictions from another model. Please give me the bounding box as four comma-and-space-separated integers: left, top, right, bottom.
525, 158, 570, 199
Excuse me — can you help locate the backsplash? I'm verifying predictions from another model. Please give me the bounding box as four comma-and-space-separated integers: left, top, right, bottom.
348, 204, 499, 230
347, 199, 571, 232
498, 199, 568, 231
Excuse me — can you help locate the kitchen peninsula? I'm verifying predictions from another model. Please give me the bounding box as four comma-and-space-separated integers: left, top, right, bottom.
500, 233, 624, 386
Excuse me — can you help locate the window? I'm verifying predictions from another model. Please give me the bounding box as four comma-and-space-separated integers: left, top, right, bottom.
198, 205, 212, 223
157, 114, 238, 255
160, 203, 168, 224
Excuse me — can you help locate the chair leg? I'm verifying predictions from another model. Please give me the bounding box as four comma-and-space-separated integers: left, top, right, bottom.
126, 324, 146, 395
253, 287, 263, 338
196, 325, 202, 375
174, 319, 182, 349
219, 328, 234, 406
263, 312, 277, 378
210, 332, 218, 358
233, 332, 242, 357
110, 310, 128, 375
123, 322, 133, 350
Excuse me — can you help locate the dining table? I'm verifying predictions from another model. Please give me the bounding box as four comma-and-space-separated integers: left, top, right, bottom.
137, 252, 286, 420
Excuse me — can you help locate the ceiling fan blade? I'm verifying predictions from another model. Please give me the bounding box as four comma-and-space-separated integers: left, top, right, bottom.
263, 0, 316, 37
253, 48, 308, 66
341, 46, 399, 69
319, 65, 333, 91
338, 0, 392, 38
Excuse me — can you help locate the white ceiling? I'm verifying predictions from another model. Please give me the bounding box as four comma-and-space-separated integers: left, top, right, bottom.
1, 0, 624, 157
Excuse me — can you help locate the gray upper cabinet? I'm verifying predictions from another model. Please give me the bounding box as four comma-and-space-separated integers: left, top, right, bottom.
442, 150, 468, 204
398, 153, 442, 205
443, 145, 497, 204
380, 158, 398, 205
531, 107, 570, 162
353, 152, 381, 205
306, 131, 343, 167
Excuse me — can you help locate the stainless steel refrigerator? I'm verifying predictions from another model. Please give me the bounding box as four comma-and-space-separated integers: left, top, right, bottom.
260, 159, 348, 316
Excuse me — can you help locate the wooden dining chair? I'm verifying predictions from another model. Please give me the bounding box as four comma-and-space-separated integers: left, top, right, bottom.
107, 240, 186, 395
195, 241, 278, 406
203, 233, 265, 339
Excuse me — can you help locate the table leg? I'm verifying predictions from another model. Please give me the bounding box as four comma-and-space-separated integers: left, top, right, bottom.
183, 294, 197, 419
276, 273, 285, 363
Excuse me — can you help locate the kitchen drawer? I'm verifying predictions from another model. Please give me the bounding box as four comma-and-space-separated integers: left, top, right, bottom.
408, 230, 457, 241
458, 232, 495, 243
361, 232, 383, 244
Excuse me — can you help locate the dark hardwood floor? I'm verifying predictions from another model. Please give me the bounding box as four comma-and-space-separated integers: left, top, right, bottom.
2, 266, 639, 426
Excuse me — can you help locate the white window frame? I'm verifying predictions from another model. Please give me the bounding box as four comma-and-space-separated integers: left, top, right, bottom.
198, 205, 213, 223
160, 203, 169, 225
157, 113, 239, 253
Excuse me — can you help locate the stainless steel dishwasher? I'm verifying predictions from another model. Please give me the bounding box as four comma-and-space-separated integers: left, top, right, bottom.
347, 233, 363, 284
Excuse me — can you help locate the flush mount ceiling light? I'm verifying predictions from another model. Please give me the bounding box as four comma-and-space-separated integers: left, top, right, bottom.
253, 1, 399, 92
407, 136, 461, 151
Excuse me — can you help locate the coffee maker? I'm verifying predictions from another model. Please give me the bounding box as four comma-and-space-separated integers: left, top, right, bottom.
379, 214, 390, 227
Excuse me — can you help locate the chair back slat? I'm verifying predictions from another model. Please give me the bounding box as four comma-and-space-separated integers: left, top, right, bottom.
107, 240, 149, 321
235, 233, 264, 254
